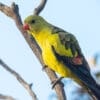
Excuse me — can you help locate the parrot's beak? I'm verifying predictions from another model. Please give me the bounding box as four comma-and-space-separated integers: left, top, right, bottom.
23, 24, 30, 30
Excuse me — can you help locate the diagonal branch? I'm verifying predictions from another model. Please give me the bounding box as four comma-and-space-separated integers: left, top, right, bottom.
0, 94, 15, 100
0, 2, 66, 100
0, 59, 37, 100
34, 0, 47, 15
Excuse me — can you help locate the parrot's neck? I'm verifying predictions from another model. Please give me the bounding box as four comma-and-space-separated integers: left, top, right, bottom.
32, 28, 51, 50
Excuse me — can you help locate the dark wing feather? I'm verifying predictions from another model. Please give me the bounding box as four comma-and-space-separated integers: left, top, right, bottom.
58, 32, 82, 56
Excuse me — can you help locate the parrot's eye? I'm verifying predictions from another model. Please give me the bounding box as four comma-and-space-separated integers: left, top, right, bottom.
31, 19, 35, 24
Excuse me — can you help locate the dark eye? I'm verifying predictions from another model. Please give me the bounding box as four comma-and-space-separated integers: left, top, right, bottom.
31, 19, 35, 24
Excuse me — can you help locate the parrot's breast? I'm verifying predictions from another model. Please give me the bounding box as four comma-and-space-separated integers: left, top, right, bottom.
41, 35, 72, 77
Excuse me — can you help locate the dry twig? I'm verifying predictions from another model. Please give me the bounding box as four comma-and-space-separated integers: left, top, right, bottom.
34, 0, 47, 15
0, 59, 37, 100
0, 94, 15, 100
0, 1, 66, 100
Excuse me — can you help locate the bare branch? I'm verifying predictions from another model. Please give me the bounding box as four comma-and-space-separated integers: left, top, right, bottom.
0, 2, 66, 100
0, 3, 15, 18
0, 2, 23, 32
0, 59, 37, 100
0, 94, 15, 100
34, 0, 47, 15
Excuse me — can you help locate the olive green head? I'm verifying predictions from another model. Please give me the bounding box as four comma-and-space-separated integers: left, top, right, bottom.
24, 15, 49, 33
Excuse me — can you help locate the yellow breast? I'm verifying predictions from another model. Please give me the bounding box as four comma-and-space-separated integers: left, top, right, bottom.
42, 34, 72, 77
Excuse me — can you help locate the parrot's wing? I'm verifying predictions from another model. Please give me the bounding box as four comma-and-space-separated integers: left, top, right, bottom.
51, 26, 83, 57
51, 27, 96, 86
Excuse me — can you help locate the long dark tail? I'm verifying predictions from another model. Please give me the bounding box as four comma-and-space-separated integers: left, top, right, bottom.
87, 82, 100, 100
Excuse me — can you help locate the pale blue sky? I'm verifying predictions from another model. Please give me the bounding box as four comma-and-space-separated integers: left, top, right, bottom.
0, 0, 100, 100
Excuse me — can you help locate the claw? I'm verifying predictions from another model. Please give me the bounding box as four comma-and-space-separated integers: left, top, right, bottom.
42, 65, 47, 71
51, 77, 64, 89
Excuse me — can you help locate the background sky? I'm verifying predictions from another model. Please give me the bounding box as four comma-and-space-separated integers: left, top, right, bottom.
0, 0, 100, 100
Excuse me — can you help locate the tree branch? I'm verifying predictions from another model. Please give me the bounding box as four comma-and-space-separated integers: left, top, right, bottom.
0, 59, 37, 100
0, 94, 15, 100
34, 0, 47, 15
0, 2, 66, 100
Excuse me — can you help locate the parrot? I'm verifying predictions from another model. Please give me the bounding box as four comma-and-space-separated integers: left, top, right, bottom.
23, 15, 100, 99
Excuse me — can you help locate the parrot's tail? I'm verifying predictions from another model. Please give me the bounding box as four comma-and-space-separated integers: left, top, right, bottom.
88, 83, 100, 100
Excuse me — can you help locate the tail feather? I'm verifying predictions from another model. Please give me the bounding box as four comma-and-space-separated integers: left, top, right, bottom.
88, 83, 100, 100
81, 75, 100, 100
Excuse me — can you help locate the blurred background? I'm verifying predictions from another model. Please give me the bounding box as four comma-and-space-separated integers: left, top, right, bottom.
0, 0, 100, 100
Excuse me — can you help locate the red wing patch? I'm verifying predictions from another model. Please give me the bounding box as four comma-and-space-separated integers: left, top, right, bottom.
72, 56, 83, 65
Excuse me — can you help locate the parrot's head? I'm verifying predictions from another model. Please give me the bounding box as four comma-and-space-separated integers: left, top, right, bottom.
23, 15, 49, 34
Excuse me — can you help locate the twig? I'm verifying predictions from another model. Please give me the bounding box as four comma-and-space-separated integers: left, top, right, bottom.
0, 94, 15, 100
0, 2, 66, 100
34, 0, 47, 15
0, 59, 37, 100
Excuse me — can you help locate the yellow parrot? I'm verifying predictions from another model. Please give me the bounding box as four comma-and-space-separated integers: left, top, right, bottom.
23, 15, 100, 99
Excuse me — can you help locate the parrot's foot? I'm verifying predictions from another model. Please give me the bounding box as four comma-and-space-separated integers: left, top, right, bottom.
42, 65, 47, 71
51, 77, 64, 89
